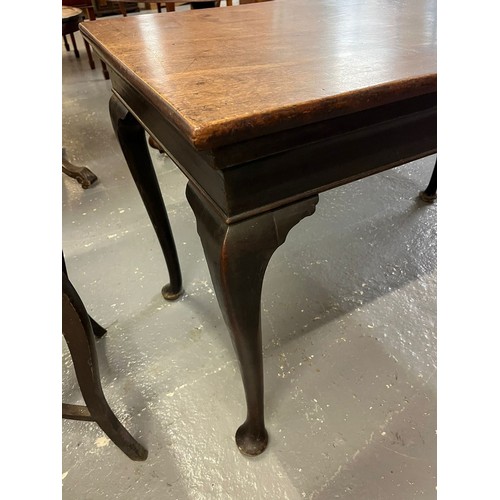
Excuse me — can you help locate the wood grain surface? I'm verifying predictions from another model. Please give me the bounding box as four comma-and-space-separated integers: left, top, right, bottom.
80, 0, 437, 150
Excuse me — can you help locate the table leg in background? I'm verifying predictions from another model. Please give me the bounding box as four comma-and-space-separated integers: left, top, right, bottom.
109, 95, 183, 300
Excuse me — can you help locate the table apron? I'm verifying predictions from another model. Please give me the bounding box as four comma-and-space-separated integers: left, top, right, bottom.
108, 67, 435, 224
221, 107, 436, 220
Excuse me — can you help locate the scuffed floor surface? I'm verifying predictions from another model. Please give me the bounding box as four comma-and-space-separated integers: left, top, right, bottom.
62, 26, 436, 500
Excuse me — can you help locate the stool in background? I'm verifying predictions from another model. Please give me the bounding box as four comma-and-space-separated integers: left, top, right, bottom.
62, 5, 109, 79
62, 6, 95, 70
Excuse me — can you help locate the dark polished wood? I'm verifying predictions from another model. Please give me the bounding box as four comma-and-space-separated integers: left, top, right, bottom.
113, 1, 222, 151
189, 1, 219, 8
163, 1, 222, 11
62, 271, 147, 461
420, 161, 437, 202
63, 254, 107, 337
80, 0, 436, 150
62, 148, 98, 189
187, 183, 318, 455
109, 95, 183, 300
80, 0, 437, 455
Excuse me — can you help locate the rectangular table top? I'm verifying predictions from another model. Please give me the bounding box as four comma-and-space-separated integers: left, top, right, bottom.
80, 0, 436, 150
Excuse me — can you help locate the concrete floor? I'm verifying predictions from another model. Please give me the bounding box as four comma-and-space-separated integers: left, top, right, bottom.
62, 15, 437, 500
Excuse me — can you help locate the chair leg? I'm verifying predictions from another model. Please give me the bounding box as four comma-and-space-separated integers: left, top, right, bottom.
191, 2, 218, 8
85, 6, 96, 21
69, 32, 80, 58
119, 2, 128, 16
62, 272, 148, 461
419, 161, 437, 203
63, 34, 70, 51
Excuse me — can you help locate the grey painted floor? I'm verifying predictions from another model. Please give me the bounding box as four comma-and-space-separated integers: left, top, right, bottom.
62, 20, 437, 500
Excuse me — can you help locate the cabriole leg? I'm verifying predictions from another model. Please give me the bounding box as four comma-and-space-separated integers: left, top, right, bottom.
187, 183, 318, 456
420, 161, 437, 203
109, 95, 183, 300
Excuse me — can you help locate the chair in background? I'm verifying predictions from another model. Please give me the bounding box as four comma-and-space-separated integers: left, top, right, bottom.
164, 1, 224, 10
117, 1, 161, 16
62, 254, 148, 461
115, 1, 232, 15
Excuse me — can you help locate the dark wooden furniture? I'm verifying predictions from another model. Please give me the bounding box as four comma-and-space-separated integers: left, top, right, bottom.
420, 161, 437, 202
62, 256, 148, 461
80, 0, 437, 456
63, 3, 109, 79
166, 1, 220, 11
92, 0, 139, 17
115, 0, 160, 16
115, 1, 228, 16
62, 6, 95, 71
62, 0, 97, 20
62, 148, 99, 188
